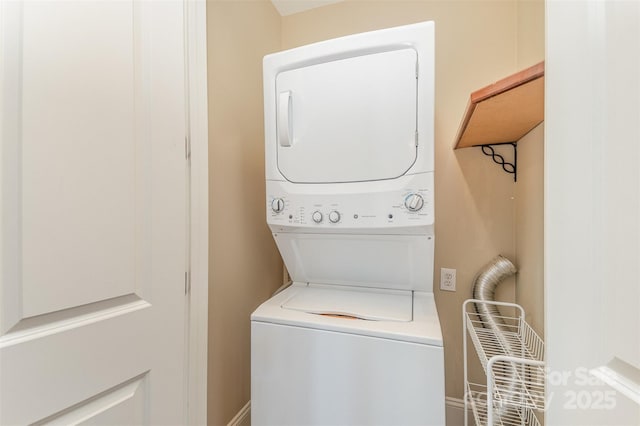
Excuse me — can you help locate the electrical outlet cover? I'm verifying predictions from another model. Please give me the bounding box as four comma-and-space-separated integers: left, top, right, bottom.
440, 268, 456, 292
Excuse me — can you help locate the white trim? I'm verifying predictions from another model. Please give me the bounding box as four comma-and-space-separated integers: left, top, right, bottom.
446, 396, 466, 410
185, 1, 208, 425
227, 401, 251, 426
446, 396, 471, 426
590, 364, 640, 405
270, 0, 343, 16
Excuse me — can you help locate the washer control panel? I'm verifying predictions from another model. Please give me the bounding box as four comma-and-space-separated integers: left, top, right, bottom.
267, 174, 434, 231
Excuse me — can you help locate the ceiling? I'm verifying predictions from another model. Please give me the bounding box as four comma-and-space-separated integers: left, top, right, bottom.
271, 0, 344, 16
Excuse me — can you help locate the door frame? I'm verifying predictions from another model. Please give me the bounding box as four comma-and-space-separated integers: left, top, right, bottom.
185, 1, 208, 424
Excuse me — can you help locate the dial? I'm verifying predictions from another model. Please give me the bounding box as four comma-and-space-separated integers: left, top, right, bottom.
312, 211, 323, 223
328, 210, 341, 223
404, 193, 424, 212
271, 198, 285, 213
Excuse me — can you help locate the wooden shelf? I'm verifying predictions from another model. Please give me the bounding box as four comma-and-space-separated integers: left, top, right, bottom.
454, 62, 544, 149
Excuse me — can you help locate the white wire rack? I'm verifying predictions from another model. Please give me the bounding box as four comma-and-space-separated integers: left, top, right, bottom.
463, 299, 546, 426
466, 382, 541, 426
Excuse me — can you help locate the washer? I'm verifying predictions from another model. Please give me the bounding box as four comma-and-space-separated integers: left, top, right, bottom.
252, 21, 444, 426
252, 283, 444, 425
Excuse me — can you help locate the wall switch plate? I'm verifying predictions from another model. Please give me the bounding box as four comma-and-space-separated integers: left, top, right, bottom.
440, 268, 456, 292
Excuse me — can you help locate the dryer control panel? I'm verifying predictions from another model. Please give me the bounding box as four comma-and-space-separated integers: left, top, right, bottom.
266, 173, 434, 234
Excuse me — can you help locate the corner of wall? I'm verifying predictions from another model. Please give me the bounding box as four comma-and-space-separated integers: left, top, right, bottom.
207, 1, 283, 424
514, 0, 545, 335
514, 124, 545, 335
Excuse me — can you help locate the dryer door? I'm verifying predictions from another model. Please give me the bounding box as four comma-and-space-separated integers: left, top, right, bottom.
275, 48, 418, 183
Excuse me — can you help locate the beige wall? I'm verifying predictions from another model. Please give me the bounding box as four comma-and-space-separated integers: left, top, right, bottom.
206, 1, 282, 425
282, 0, 524, 400
206, 0, 545, 420
515, 124, 544, 334
515, 0, 544, 336
516, 0, 545, 69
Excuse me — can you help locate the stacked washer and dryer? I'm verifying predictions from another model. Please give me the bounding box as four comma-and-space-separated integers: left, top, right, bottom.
251, 22, 445, 426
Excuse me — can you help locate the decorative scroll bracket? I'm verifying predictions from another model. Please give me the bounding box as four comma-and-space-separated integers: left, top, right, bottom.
480, 143, 517, 182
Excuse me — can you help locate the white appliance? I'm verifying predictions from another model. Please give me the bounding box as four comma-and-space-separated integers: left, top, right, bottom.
251, 22, 444, 426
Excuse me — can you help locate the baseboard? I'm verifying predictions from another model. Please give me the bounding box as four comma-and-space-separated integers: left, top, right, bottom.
227, 401, 251, 426
446, 396, 472, 426
231, 398, 469, 426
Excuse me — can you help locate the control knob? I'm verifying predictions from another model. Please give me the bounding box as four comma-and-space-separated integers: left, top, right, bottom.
271, 198, 285, 213
312, 211, 323, 223
328, 210, 341, 223
404, 193, 424, 212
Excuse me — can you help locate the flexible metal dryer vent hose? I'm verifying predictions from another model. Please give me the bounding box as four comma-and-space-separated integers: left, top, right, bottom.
472, 255, 517, 332
471, 255, 518, 420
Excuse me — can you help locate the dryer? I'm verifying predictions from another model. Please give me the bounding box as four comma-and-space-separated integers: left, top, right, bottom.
251, 22, 444, 426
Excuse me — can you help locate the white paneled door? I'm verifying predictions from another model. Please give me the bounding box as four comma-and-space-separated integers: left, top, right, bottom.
546, 1, 640, 424
1, 1, 189, 424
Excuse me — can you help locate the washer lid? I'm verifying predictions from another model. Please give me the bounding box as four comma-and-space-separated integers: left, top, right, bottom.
275, 48, 418, 183
282, 283, 412, 322
252, 283, 443, 346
